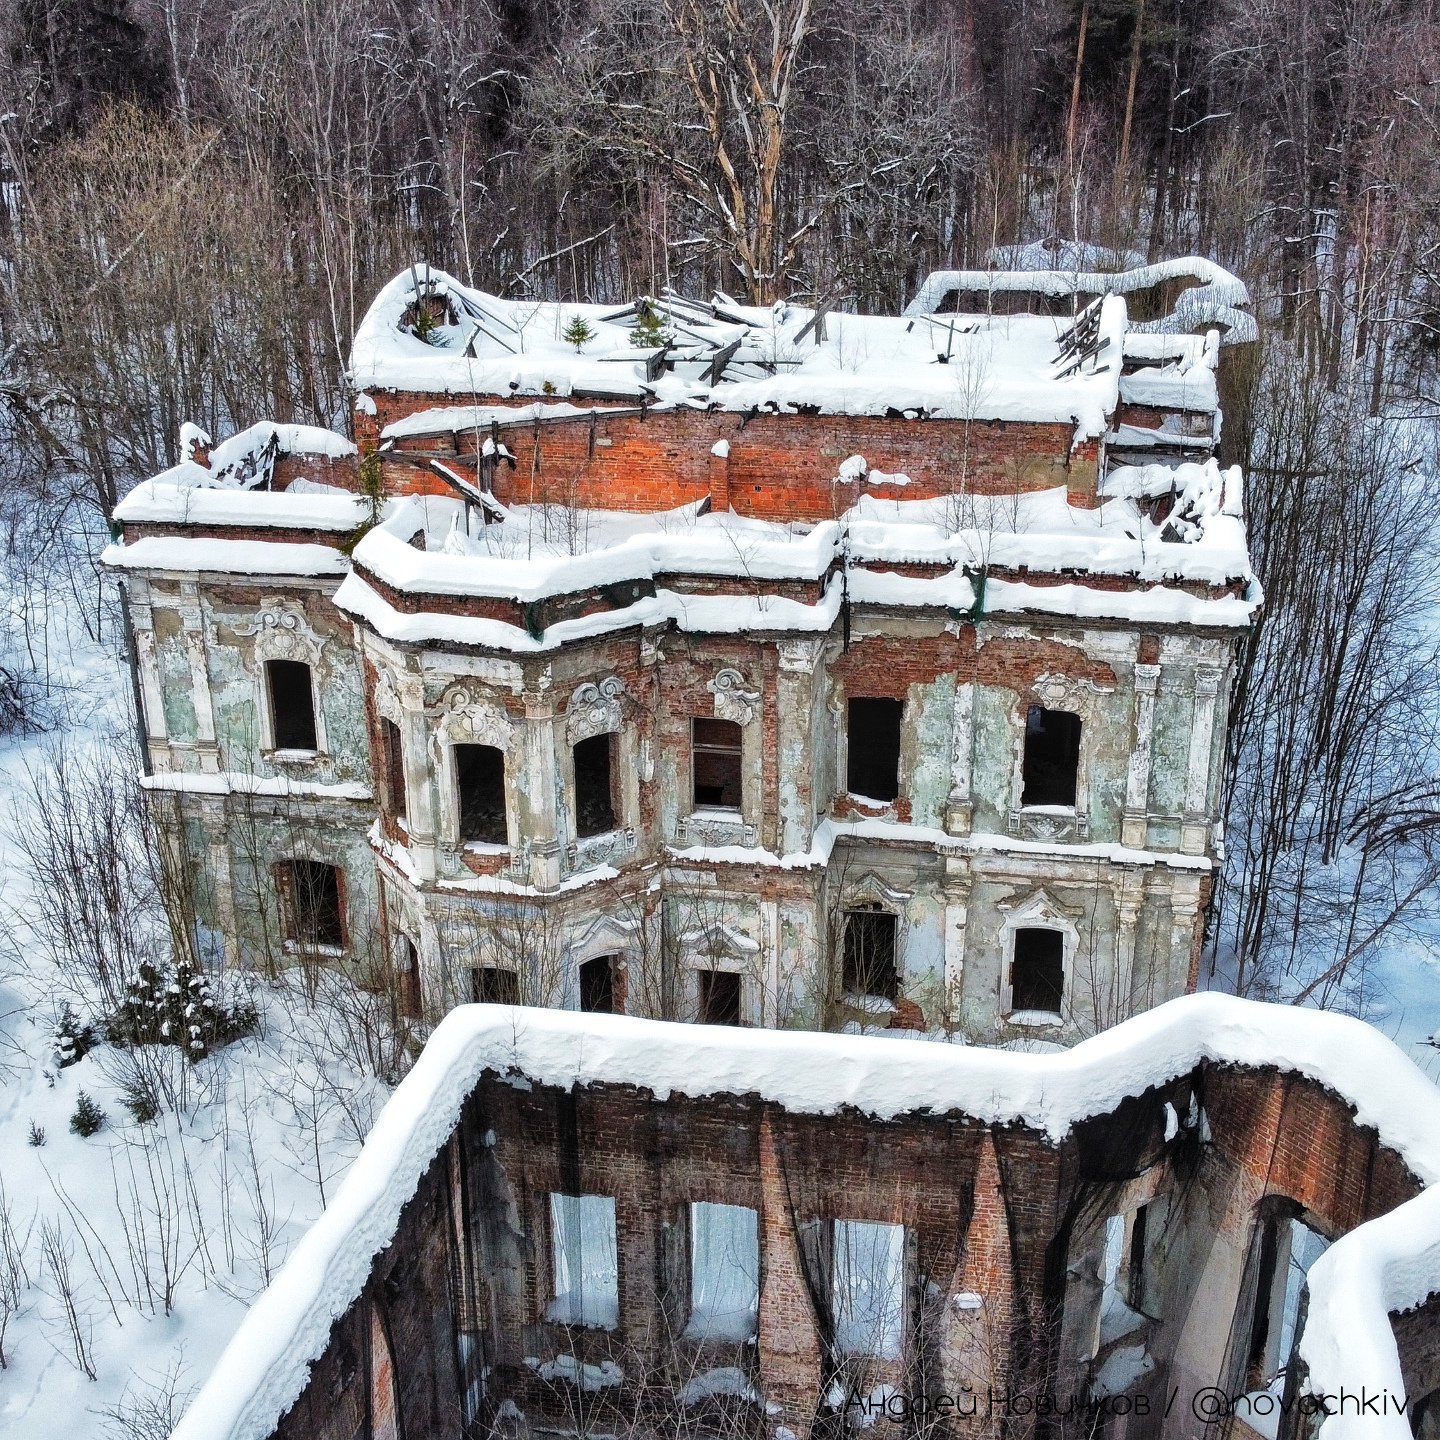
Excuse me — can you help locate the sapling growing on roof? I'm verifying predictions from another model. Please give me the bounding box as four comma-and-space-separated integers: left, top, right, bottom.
563, 314, 594, 351
630, 300, 670, 349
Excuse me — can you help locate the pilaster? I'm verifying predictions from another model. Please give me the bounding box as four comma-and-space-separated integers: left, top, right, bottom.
1122, 662, 1161, 848
945, 678, 976, 836
776, 638, 824, 855
523, 683, 562, 890
398, 674, 436, 882
177, 584, 220, 772
1181, 667, 1222, 854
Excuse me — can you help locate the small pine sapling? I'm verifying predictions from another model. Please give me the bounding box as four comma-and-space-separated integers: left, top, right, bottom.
51, 1001, 95, 1069
629, 300, 670, 350
109, 958, 256, 1061
340, 447, 385, 555
27, 1121, 45, 1147
120, 1073, 160, 1124
563, 314, 594, 352
409, 293, 444, 345
109, 958, 168, 1046
69, 1091, 105, 1137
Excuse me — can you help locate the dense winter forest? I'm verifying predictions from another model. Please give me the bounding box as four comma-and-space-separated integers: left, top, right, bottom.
3, 0, 1440, 1038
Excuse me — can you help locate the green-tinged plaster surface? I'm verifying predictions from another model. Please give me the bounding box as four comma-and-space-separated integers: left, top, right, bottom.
906, 674, 955, 828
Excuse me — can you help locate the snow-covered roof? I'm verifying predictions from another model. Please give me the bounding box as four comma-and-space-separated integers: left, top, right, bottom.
103, 459, 1256, 635
102, 536, 352, 579
325, 471, 1256, 649
114, 481, 369, 532
170, 994, 1440, 1440
140, 422, 358, 496
349, 266, 1137, 437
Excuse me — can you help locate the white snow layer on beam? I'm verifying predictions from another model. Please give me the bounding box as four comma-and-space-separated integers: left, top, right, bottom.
333, 571, 845, 651
380, 400, 602, 440
101, 537, 351, 577
140, 772, 372, 801
983, 577, 1257, 628
114, 481, 371, 531
170, 994, 1440, 1440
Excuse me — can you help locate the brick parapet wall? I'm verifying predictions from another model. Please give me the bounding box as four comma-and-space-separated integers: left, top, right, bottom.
365, 387, 1101, 519
123, 521, 352, 548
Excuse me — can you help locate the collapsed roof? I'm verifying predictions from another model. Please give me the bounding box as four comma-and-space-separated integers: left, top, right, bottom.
348, 260, 1247, 438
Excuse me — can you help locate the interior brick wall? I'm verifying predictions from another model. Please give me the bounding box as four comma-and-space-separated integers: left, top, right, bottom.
261, 1060, 1424, 1440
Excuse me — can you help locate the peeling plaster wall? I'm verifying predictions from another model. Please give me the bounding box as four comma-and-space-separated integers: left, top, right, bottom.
130, 557, 1240, 1042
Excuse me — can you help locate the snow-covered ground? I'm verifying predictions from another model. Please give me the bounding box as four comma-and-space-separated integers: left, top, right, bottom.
0, 568, 389, 1439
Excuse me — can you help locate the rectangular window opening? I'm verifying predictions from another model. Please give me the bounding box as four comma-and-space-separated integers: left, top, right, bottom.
1247, 1215, 1329, 1392
574, 732, 617, 838
472, 966, 520, 1005
282, 859, 344, 950
692, 717, 742, 809
843, 906, 897, 1001
397, 934, 422, 1019
685, 1201, 759, 1341
1096, 1209, 1149, 1352
455, 743, 507, 844
832, 1219, 905, 1359
268, 659, 317, 751
579, 954, 616, 1014
547, 1193, 619, 1329
1022, 705, 1081, 808
382, 718, 407, 820
1011, 928, 1064, 1015
698, 969, 742, 1026
846, 697, 902, 802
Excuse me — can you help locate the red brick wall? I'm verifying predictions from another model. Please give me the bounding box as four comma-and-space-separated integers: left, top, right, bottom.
829, 628, 1118, 697
367, 391, 1098, 521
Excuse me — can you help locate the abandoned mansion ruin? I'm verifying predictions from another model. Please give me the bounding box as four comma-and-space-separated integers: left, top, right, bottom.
104, 257, 1260, 1042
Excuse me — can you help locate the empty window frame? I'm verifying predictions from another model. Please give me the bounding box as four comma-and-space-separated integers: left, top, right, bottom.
1021, 705, 1081, 807
547, 1193, 619, 1328
843, 905, 898, 1001
846, 697, 903, 802
370, 1304, 400, 1440
267, 659, 318, 751
698, 969, 742, 1026
1244, 1214, 1329, 1394
397, 934, 422, 1019
685, 1201, 759, 1341
579, 954, 616, 1014
832, 1219, 905, 1359
280, 859, 345, 950
692, 718, 743, 809
472, 966, 520, 1005
1010, 928, 1064, 1015
573, 733, 617, 838
455, 743, 507, 844
1096, 1206, 1153, 1349
382, 718, 407, 820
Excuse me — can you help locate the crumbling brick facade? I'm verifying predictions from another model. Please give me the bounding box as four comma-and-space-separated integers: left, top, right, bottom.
108, 263, 1254, 1045
262, 1054, 1429, 1440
